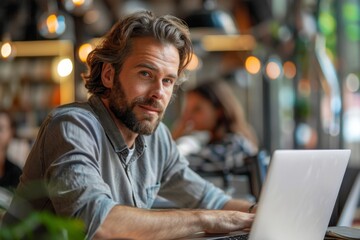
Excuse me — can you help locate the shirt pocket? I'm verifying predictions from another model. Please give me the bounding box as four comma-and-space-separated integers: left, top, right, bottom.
145, 183, 161, 208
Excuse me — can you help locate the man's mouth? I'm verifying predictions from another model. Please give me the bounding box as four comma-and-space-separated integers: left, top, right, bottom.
138, 104, 162, 115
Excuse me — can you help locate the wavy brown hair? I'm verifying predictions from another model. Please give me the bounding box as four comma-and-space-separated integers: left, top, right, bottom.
190, 80, 258, 146
82, 10, 193, 97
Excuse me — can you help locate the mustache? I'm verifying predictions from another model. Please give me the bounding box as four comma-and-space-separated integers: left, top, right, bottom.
133, 97, 164, 112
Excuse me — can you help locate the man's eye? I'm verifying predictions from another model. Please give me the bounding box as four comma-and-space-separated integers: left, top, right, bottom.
140, 71, 150, 77
163, 78, 174, 85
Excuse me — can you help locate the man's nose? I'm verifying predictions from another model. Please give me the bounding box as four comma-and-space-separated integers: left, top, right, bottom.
150, 80, 166, 99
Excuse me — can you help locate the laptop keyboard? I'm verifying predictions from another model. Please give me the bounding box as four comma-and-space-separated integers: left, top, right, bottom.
213, 233, 249, 240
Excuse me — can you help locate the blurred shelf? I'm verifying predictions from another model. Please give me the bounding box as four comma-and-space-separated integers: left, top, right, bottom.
0, 40, 75, 140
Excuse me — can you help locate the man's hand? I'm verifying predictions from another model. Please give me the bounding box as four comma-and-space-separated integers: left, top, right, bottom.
200, 210, 255, 234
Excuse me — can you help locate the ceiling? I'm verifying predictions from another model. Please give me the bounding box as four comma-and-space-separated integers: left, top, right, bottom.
0, 0, 275, 42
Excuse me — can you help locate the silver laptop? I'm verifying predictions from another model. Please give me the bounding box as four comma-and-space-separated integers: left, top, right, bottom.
188, 149, 351, 240
337, 172, 360, 227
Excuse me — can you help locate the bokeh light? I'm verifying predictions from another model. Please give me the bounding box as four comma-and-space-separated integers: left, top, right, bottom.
78, 43, 93, 62
62, 0, 93, 16
298, 79, 311, 96
265, 60, 282, 80
186, 53, 201, 71
318, 12, 336, 36
345, 23, 360, 42
283, 61, 296, 79
342, 2, 360, 22
245, 56, 261, 74
345, 73, 360, 92
38, 13, 66, 39
1, 42, 16, 60
57, 58, 73, 77
295, 123, 317, 148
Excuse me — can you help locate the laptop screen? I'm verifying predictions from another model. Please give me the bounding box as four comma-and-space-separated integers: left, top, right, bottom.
249, 149, 351, 240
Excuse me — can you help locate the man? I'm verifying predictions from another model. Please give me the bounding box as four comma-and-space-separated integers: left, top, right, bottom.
3, 11, 255, 239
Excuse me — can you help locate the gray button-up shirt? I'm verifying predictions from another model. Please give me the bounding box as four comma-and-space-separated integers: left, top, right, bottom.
4, 95, 230, 239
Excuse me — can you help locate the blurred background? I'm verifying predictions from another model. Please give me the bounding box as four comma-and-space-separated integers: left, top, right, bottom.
0, 0, 360, 168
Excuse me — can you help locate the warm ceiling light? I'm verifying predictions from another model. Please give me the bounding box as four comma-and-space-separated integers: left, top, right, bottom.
38, 13, 66, 38
283, 61, 297, 79
1, 42, 15, 59
62, 0, 93, 15
78, 43, 93, 62
57, 58, 73, 78
245, 56, 261, 74
47, 14, 59, 34
0, 32, 16, 60
186, 53, 201, 71
266, 61, 282, 80
73, 0, 85, 6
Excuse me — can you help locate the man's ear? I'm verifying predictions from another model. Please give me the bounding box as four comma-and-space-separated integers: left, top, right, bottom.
101, 63, 115, 88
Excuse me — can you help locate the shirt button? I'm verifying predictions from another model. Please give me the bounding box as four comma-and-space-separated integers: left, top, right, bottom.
121, 150, 128, 158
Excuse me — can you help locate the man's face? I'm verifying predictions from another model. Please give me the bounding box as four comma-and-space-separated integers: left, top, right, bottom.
108, 37, 180, 135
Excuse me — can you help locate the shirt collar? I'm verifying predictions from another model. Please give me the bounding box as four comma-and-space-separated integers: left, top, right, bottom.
87, 95, 125, 152
87, 95, 146, 162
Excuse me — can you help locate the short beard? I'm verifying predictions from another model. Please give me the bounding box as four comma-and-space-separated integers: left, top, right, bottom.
108, 79, 163, 135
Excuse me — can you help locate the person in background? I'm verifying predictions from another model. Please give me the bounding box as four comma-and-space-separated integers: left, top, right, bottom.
0, 110, 22, 191
172, 80, 259, 174
3, 11, 256, 240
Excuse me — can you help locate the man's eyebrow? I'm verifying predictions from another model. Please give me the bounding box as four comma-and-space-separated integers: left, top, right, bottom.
136, 63, 157, 71
136, 63, 178, 79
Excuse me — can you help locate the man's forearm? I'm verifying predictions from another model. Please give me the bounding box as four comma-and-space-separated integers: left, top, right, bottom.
222, 199, 254, 212
94, 204, 254, 240
94, 205, 203, 240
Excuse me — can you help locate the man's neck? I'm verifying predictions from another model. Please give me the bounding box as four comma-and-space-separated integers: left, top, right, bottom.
100, 98, 138, 148
116, 121, 138, 148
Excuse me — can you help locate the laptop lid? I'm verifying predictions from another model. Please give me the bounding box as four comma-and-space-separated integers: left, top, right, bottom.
249, 149, 351, 240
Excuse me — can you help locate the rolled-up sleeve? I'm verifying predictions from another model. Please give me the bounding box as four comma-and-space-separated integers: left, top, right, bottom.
155, 125, 231, 210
